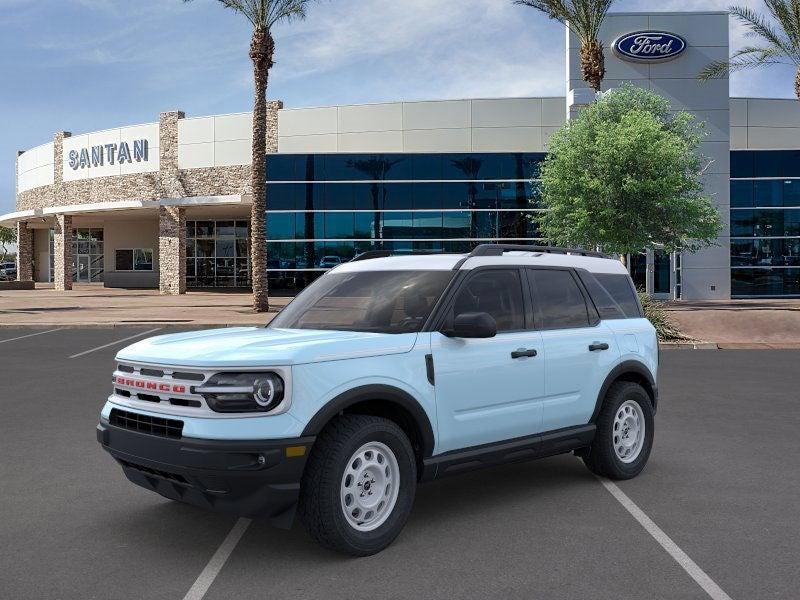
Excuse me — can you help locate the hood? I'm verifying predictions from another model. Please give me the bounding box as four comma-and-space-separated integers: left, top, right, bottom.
115, 327, 419, 368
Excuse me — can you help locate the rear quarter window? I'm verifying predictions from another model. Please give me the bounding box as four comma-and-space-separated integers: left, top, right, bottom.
579, 272, 642, 319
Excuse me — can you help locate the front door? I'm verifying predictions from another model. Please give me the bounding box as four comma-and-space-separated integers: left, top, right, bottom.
527, 268, 620, 431
431, 268, 545, 453
77, 255, 90, 282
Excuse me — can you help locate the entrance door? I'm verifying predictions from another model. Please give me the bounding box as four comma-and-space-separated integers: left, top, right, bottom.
77, 256, 90, 282
653, 250, 671, 299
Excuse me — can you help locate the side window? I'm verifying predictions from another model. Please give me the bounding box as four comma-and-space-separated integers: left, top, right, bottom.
577, 271, 626, 320
594, 273, 642, 318
529, 269, 590, 329
449, 269, 525, 332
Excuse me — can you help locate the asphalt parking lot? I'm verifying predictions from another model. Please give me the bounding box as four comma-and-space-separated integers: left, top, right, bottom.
1, 327, 798, 600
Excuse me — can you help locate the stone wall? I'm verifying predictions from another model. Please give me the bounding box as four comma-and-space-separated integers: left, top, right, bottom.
16, 221, 33, 281
181, 165, 251, 197
15, 103, 282, 212
158, 206, 186, 295
53, 214, 73, 291
159, 111, 186, 199
14, 103, 281, 294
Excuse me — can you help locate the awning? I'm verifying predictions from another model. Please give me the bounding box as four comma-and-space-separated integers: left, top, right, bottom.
0, 194, 245, 227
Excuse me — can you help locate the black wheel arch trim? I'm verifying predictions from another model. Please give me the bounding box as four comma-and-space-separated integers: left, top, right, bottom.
592, 360, 658, 422
301, 384, 436, 458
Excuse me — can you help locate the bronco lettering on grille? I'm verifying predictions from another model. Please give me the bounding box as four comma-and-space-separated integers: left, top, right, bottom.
113, 376, 186, 394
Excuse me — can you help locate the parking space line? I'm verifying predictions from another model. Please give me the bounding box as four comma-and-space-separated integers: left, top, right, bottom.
182, 518, 252, 600
68, 328, 162, 359
0, 329, 63, 345
597, 477, 733, 600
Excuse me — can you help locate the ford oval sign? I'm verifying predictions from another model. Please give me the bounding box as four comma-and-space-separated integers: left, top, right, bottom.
613, 31, 687, 63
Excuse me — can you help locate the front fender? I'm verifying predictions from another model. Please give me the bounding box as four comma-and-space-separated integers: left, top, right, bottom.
289, 351, 437, 454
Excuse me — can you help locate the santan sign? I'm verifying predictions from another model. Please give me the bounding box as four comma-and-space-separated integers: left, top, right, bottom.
67, 139, 149, 170
613, 31, 687, 62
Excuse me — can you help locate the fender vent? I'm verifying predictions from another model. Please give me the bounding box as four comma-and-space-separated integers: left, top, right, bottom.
109, 408, 183, 439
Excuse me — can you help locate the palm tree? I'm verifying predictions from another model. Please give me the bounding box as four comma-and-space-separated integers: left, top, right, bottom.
699, 2, 800, 101
348, 157, 404, 243
451, 157, 484, 240
515, 0, 615, 92
186, 0, 314, 312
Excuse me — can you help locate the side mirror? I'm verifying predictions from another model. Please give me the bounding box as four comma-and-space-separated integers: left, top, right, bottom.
448, 312, 497, 338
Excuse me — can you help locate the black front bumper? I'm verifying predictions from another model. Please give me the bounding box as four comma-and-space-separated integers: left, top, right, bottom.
97, 422, 315, 528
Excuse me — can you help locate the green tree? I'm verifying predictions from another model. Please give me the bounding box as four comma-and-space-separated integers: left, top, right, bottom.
537, 84, 722, 264
699, 2, 800, 100
0, 226, 15, 263
515, 0, 615, 92
185, 0, 315, 311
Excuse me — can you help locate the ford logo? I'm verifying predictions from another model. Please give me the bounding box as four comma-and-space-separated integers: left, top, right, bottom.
613, 31, 687, 62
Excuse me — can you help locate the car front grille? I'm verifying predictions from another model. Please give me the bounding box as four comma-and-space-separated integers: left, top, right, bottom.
109, 408, 183, 439
118, 459, 188, 484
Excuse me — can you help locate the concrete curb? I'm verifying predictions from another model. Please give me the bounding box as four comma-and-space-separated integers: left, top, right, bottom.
660, 341, 719, 350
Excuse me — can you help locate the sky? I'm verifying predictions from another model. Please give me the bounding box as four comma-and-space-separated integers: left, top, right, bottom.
1, 0, 797, 215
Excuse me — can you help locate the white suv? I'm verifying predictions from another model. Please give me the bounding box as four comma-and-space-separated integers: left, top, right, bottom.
98, 244, 658, 555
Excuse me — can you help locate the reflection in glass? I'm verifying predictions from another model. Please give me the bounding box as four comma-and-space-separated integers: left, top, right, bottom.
187, 220, 250, 288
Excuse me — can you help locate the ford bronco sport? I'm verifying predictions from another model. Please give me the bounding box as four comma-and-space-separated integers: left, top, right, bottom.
97, 244, 658, 556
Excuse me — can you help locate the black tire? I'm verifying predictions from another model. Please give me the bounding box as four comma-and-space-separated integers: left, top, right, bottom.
582, 381, 654, 480
298, 414, 417, 556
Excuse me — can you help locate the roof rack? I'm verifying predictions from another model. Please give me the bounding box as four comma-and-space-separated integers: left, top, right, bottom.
468, 243, 608, 259
350, 249, 448, 262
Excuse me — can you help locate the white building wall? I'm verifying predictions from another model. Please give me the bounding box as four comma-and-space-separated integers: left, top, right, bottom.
568, 11, 731, 300
17, 142, 55, 193
177, 112, 253, 169
61, 123, 160, 182
274, 98, 565, 154
33, 228, 50, 282
730, 98, 800, 150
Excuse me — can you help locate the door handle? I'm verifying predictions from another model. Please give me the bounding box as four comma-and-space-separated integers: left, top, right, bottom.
511, 348, 538, 359
589, 342, 610, 352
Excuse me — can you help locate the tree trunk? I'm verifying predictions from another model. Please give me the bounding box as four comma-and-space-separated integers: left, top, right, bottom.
371, 183, 381, 244
250, 29, 274, 312
619, 253, 628, 268
580, 40, 605, 92
796, 67, 800, 102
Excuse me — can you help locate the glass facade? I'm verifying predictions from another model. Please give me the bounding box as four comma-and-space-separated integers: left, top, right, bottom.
264, 153, 546, 291
47, 228, 105, 283
186, 220, 251, 288
731, 151, 800, 296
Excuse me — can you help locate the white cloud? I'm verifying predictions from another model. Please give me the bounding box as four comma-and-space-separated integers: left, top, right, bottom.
268, 0, 565, 103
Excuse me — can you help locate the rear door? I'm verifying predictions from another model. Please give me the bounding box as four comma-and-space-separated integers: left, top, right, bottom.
527, 268, 620, 432
431, 267, 545, 453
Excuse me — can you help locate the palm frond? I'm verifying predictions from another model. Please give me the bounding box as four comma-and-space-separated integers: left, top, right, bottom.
730, 5, 800, 64
764, 0, 800, 46
194, 0, 311, 29
698, 60, 731, 80
699, 46, 789, 80
265, 0, 310, 28
515, 0, 615, 43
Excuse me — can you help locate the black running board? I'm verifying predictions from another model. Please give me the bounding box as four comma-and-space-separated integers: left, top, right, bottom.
421, 424, 596, 481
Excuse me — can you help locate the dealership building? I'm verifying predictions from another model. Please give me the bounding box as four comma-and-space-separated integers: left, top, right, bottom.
4, 10, 800, 299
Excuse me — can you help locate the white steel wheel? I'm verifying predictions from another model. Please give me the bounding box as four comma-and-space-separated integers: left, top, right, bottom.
340, 441, 400, 532
613, 400, 646, 463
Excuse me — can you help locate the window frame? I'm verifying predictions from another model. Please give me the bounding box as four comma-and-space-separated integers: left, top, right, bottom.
428, 266, 533, 334
525, 267, 600, 331
114, 248, 154, 272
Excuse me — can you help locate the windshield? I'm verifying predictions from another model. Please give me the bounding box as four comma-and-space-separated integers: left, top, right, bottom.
269, 270, 454, 333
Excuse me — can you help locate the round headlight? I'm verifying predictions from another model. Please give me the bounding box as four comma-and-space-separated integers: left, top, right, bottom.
254, 378, 276, 407
197, 372, 285, 413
